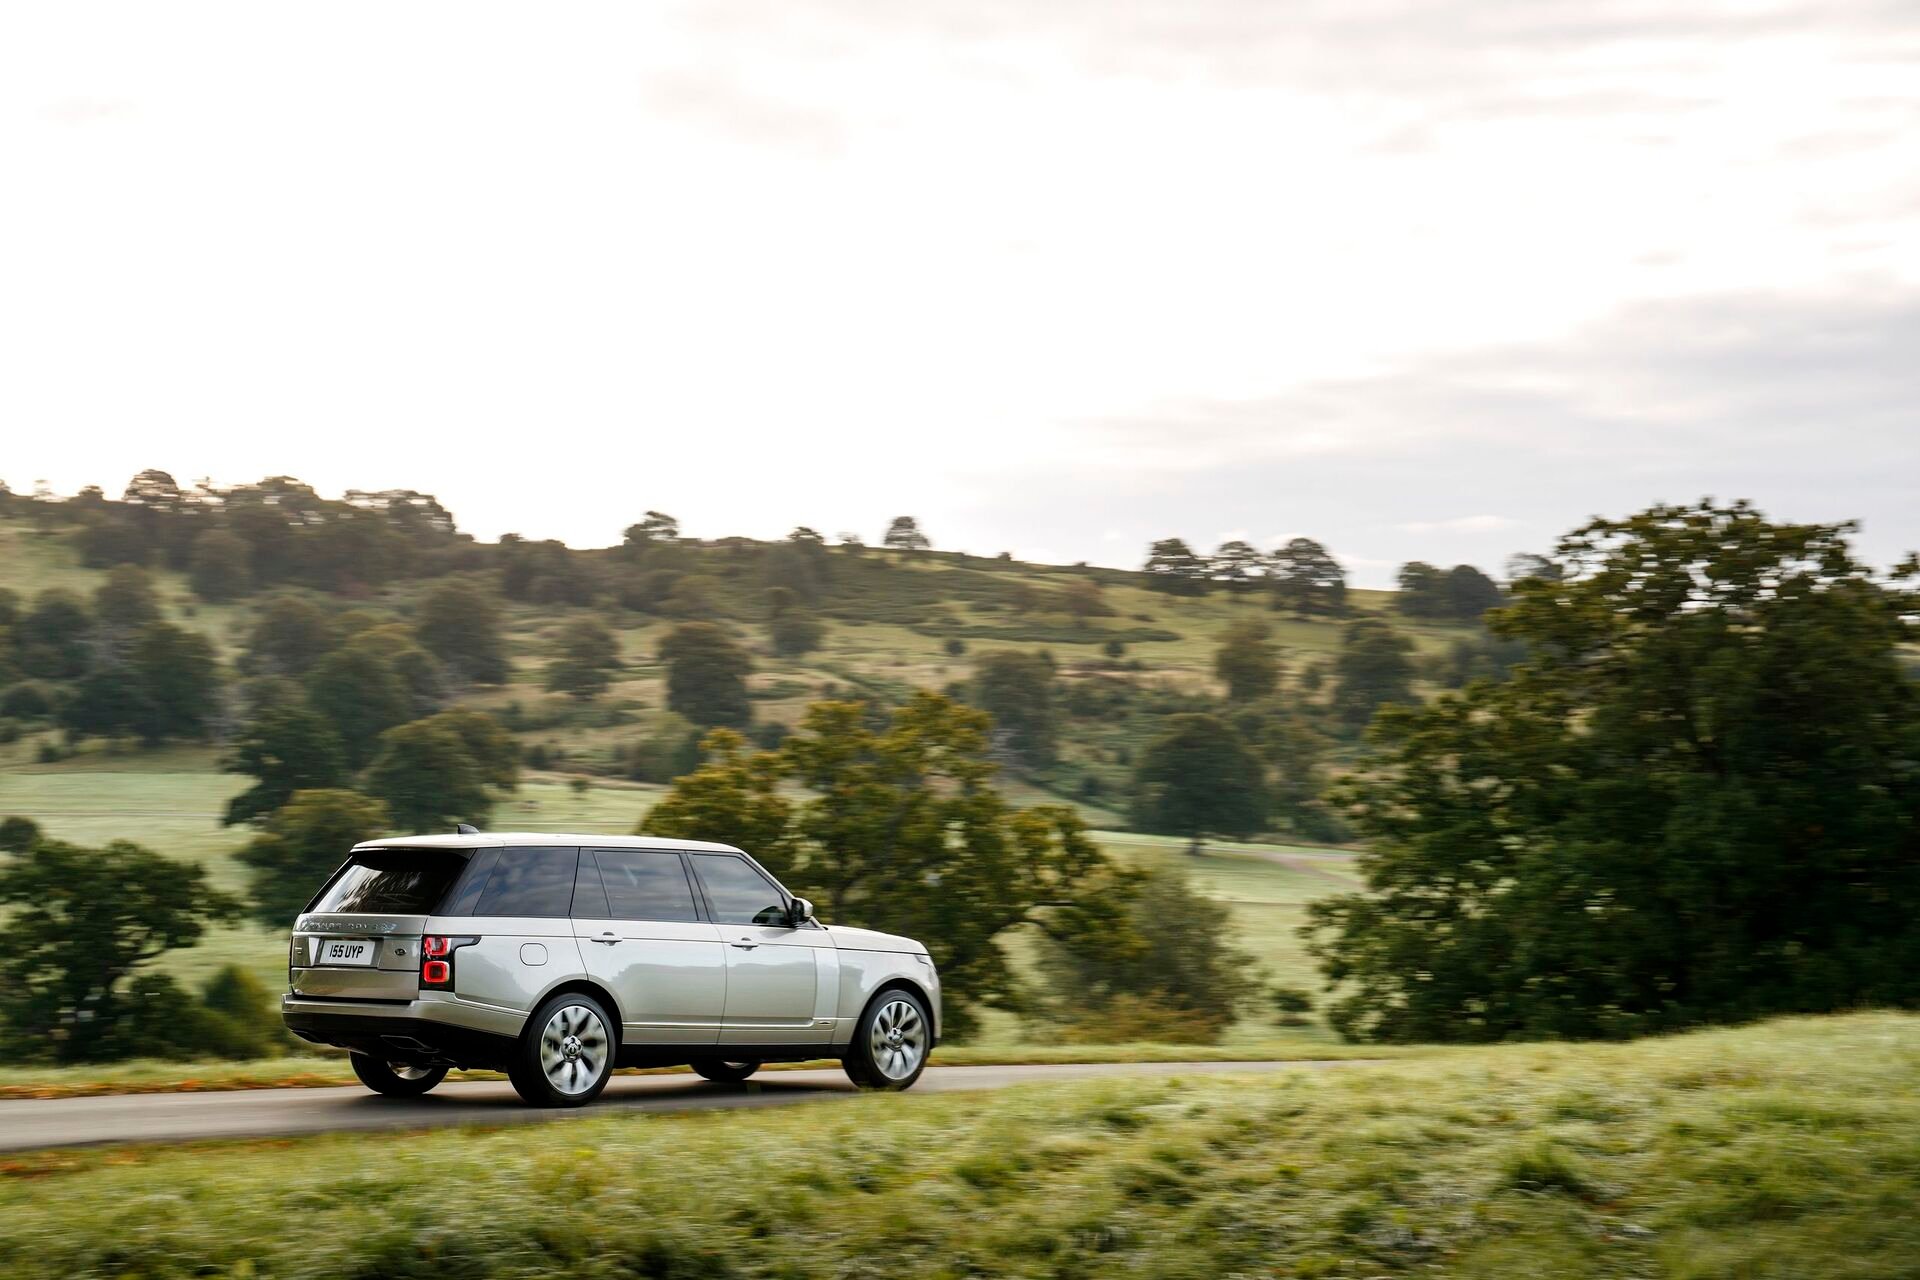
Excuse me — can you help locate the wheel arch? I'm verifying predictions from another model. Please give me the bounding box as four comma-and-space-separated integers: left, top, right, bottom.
857, 977, 939, 1049
532, 977, 626, 1047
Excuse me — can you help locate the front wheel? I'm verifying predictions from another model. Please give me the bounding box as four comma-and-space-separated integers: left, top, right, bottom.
350, 1053, 447, 1097
508, 992, 617, 1107
843, 989, 931, 1091
691, 1059, 761, 1083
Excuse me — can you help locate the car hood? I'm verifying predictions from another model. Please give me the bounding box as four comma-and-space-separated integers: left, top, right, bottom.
826, 925, 927, 956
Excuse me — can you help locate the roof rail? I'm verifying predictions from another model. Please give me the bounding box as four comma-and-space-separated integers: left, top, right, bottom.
455, 823, 480, 835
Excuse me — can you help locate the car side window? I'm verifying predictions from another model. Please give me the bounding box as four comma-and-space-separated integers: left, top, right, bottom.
473, 846, 579, 918
689, 853, 789, 926
592, 849, 700, 922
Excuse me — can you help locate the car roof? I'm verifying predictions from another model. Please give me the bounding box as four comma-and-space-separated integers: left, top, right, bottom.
351, 832, 747, 854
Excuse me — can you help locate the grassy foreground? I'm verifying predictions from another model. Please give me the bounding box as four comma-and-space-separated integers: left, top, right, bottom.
3, 1014, 1915, 1278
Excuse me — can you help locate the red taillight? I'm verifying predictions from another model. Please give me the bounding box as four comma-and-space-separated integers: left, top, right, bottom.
419, 936, 475, 990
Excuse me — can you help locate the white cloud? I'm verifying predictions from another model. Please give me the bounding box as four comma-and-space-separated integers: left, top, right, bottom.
1399, 515, 1521, 535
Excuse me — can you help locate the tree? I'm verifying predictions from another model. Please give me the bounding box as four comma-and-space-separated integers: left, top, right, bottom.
769, 610, 826, 656
1505, 551, 1562, 584
1039, 863, 1259, 1041
1444, 564, 1504, 619
1395, 561, 1449, 618
883, 516, 931, 552
1268, 538, 1346, 615
545, 617, 622, 700
622, 511, 680, 551
1210, 540, 1265, 592
244, 595, 337, 676
0, 815, 40, 852
188, 529, 253, 602
1131, 713, 1266, 851
13, 590, 92, 679
236, 789, 390, 927
1143, 538, 1209, 596
365, 718, 492, 833
1330, 618, 1416, 729
1213, 619, 1280, 702
0, 838, 240, 1062
415, 579, 510, 685
60, 665, 156, 740
306, 646, 413, 767
642, 693, 1109, 1036
93, 565, 163, 645
970, 649, 1058, 768
421, 707, 520, 789
1058, 578, 1114, 624
659, 622, 753, 727
222, 704, 350, 825
1306, 500, 1920, 1043
127, 621, 219, 742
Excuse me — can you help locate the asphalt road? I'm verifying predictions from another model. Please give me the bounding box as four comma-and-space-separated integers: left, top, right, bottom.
0, 1060, 1361, 1152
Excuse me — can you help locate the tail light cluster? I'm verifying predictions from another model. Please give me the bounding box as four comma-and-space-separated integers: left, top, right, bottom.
419, 935, 479, 990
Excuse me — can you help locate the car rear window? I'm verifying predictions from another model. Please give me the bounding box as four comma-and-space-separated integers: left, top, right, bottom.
309, 849, 471, 914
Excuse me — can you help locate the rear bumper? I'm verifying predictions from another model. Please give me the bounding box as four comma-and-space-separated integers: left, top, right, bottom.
282, 994, 523, 1069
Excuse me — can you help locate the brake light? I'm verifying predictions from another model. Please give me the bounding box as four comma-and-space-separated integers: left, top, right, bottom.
419, 936, 477, 990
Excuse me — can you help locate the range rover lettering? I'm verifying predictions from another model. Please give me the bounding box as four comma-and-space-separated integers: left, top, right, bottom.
281, 832, 939, 1106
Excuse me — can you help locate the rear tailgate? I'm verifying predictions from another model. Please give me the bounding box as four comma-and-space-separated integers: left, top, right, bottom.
291, 848, 475, 1001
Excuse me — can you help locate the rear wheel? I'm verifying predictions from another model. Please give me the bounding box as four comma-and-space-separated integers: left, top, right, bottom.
508, 992, 616, 1107
350, 1053, 447, 1097
692, 1059, 761, 1083
843, 989, 930, 1091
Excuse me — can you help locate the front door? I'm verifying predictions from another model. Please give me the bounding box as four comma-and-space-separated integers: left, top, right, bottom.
687, 851, 835, 1047
573, 848, 727, 1046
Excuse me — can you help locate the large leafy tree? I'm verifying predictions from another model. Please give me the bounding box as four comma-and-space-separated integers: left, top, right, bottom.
1268, 538, 1346, 615
306, 646, 413, 767
1131, 713, 1267, 851
237, 789, 390, 926
882, 516, 930, 551
643, 693, 1109, 1035
223, 704, 350, 825
1307, 501, 1920, 1042
1330, 618, 1417, 729
659, 622, 752, 727
416, 579, 511, 685
1143, 537, 1209, 596
364, 708, 517, 832
0, 839, 240, 1062
1213, 618, 1280, 702
545, 618, 622, 700
970, 649, 1058, 768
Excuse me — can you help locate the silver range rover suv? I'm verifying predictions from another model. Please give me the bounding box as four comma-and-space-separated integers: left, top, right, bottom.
282, 832, 940, 1106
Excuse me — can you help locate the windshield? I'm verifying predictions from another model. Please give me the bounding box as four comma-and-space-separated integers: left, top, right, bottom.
307, 849, 471, 915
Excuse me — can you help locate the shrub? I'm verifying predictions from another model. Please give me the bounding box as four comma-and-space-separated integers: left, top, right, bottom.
0, 681, 57, 721
1057, 993, 1227, 1045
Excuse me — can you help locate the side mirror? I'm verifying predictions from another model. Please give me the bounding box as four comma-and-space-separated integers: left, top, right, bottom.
789, 897, 815, 927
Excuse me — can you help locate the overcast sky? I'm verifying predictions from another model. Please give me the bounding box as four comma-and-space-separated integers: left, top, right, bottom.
3, 1, 1915, 584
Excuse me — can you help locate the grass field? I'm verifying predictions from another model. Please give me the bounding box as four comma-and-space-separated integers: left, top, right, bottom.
1, 1013, 1913, 1278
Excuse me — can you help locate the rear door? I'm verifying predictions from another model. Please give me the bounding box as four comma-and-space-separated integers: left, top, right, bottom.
688, 852, 837, 1046
446, 845, 585, 1014
572, 848, 727, 1046
292, 847, 474, 1001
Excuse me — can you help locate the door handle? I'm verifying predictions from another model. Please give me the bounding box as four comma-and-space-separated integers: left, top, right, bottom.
729, 938, 759, 950
590, 931, 620, 945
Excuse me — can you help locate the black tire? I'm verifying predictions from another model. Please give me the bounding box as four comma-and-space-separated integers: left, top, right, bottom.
349, 1053, 448, 1098
843, 987, 931, 1091
692, 1059, 762, 1083
508, 991, 617, 1108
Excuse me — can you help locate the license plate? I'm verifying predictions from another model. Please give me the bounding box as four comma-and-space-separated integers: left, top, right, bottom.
314, 938, 377, 966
